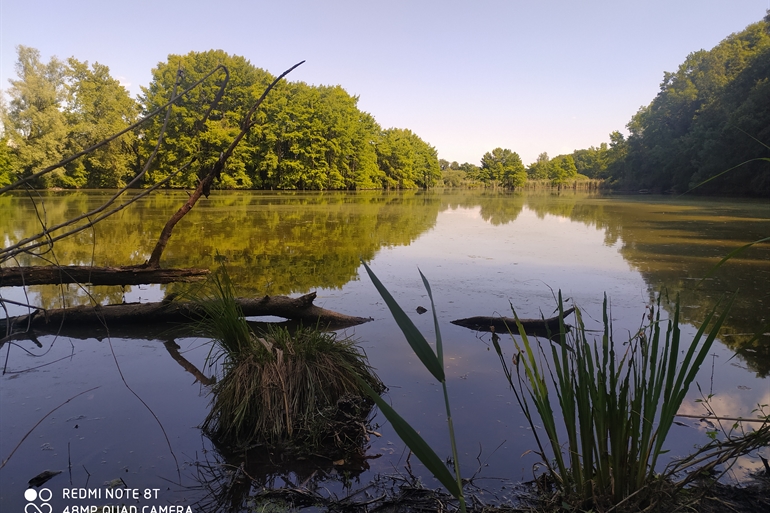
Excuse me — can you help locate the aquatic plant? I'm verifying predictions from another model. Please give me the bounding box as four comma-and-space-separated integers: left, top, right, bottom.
359, 261, 467, 513
195, 266, 384, 453
495, 291, 736, 510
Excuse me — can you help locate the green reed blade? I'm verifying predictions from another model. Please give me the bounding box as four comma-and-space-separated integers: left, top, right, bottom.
361, 260, 444, 382
356, 376, 461, 498
419, 268, 443, 368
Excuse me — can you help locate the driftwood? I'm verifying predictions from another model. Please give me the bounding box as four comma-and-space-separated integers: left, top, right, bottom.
0, 265, 209, 287
451, 307, 575, 337
1, 292, 370, 338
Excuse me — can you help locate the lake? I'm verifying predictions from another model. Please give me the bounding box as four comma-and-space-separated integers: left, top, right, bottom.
1, 189, 768, 511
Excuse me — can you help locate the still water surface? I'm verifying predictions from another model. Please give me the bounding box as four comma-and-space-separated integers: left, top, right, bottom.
1, 190, 768, 510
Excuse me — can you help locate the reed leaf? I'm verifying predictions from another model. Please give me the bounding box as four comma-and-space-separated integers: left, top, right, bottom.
356, 377, 461, 498
504, 291, 736, 509
361, 261, 444, 382
360, 262, 466, 512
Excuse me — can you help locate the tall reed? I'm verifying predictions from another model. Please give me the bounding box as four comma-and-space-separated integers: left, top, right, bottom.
496, 291, 735, 510
358, 261, 466, 513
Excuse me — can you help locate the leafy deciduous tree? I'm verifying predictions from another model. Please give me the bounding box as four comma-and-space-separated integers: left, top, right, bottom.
2, 46, 68, 187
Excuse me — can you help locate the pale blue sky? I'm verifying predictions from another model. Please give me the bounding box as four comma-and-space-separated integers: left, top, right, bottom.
1, 1, 767, 165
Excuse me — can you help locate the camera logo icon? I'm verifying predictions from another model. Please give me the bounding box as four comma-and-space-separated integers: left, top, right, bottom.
24, 488, 52, 513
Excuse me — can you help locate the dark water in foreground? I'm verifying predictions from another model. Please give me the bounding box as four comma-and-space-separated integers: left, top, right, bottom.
1, 190, 768, 511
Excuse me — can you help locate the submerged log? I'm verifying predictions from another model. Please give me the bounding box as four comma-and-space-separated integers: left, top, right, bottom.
451, 307, 575, 337
1, 292, 370, 338
0, 265, 209, 287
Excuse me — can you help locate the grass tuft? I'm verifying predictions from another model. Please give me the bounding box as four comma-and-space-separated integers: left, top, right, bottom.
195, 266, 384, 454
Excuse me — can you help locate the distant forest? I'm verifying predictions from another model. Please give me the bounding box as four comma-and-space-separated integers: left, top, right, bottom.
1, 12, 768, 195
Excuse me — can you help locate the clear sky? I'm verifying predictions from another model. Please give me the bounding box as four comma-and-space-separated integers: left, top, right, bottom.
1, 1, 767, 165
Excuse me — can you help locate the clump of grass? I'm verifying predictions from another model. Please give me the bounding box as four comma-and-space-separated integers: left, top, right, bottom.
496, 291, 737, 511
195, 266, 384, 453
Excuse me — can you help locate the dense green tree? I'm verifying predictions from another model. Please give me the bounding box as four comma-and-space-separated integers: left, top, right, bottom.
572, 143, 608, 179
139, 50, 273, 189
1, 46, 68, 187
64, 58, 139, 188
479, 147, 527, 188
457, 162, 480, 184
548, 154, 578, 186
604, 131, 628, 182
0, 134, 17, 187
139, 49, 435, 191
527, 152, 550, 179
439, 160, 467, 187
375, 128, 440, 189
607, 14, 770, 195
3, 47, 440, 192
252, 82, 383, 190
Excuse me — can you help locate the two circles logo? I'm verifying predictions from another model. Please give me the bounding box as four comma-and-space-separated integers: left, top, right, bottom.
24, 488, 52, 513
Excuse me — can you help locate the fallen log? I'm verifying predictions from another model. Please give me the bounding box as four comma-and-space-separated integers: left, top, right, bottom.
1, 292, 370, 338
0, 265, 210, 287
451, 307, 575, 337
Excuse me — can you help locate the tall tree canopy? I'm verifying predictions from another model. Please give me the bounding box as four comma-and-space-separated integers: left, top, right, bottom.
1, 46, 137, 188
2, 47, 440, 191
138, 50, 439, 190
1, 46, 68, 187
607, 15, 770, 195
64, 58, 138, 188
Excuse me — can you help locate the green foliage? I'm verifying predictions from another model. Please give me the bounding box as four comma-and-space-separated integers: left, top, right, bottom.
1, 46, 139, 189
3, 46, 440, 191
496, 292, 735, 510
572, 143, 609, 179
64, 58, 139, 188
479, 147, 527, 188
527, 152, 551, 180
548, 154, 578, 186
375, 128, 441, 189
193, 265, 254, 362
360, 262, 466, 512
139, 49, 440, 191
440, 168, 469, 187
2, 46, 68, 187
0, 134, 18, 187
607, 15, 770, 195
140, 50, 272, 189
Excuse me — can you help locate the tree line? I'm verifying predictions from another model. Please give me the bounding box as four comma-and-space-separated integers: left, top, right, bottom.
603, 12, 770, 195
439, 148, 598, 189
441, 13, 770, 196
5, 11, 768, 195
0, 48, 440, 190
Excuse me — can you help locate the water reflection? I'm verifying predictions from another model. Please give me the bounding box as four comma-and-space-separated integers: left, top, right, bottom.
2, 189, 768, 511
2, 190, 768, 374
